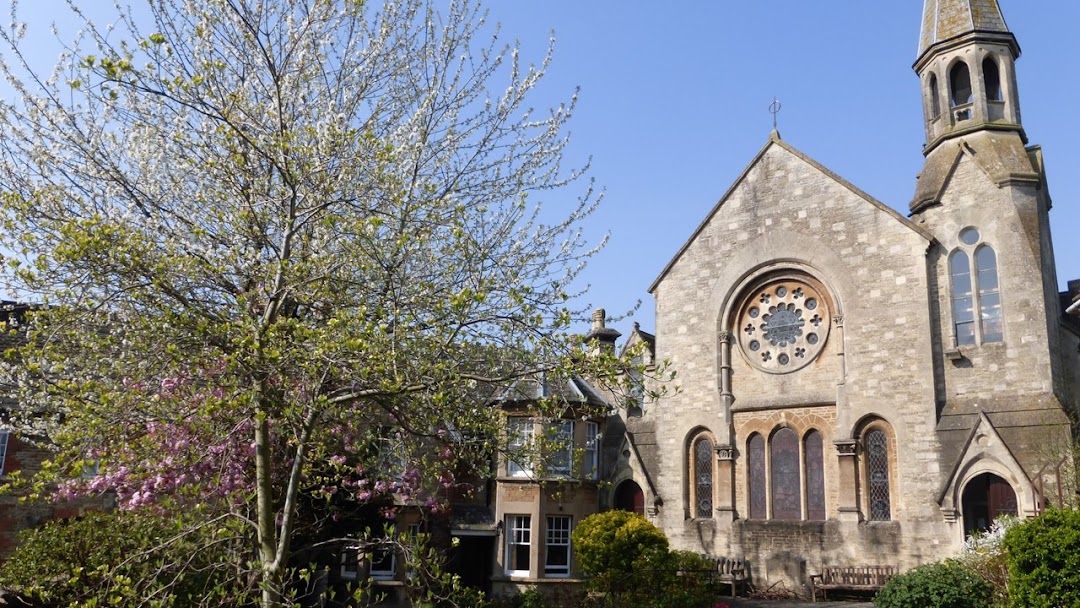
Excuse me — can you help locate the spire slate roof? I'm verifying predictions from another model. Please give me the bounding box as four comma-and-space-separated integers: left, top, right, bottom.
919, 0, 1010, 56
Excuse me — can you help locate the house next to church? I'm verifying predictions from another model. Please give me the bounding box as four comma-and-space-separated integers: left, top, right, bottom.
593, 0, 1080, 593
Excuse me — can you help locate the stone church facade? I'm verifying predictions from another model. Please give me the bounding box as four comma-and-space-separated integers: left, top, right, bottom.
608, 0, 1080, 591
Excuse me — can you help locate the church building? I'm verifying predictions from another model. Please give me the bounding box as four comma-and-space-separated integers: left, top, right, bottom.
608, 0, 1080, 591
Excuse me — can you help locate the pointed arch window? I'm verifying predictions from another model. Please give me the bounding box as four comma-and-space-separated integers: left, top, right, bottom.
950, 62, 973, 107
928, 73, 941, 119
804, 431, 826, 521
976, 246, 1003, 342
690, 434, 714, 518
983, 57, 1002, 101
770, 428, 801, 520
865, 429, 891, 521
747, 433, 766, 520
950, 228, 1003, 346
950, 251, 975, 345
746, 427, 827, 520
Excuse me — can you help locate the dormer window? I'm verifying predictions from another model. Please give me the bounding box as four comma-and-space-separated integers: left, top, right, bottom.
983, 57, 1002, 101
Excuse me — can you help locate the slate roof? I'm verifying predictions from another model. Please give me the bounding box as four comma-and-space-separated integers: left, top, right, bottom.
919, 0, 1012, 58
911, 133, 1041, 213
494, 373, 609, 408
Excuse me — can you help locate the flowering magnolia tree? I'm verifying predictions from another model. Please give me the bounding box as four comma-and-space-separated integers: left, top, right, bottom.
0, 0, 652, 605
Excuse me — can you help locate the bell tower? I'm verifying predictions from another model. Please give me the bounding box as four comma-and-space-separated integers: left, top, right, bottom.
910, 0, 1068, 411
913, 0, 1023, 162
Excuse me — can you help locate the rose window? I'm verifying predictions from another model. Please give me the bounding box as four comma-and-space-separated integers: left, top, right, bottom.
736, 278, 831, 373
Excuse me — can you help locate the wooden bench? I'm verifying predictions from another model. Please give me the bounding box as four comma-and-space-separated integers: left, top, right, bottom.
677, 556, 748, 597
714, 557, 748, 598
810, 565, 897, 602
682, 557, 743, 596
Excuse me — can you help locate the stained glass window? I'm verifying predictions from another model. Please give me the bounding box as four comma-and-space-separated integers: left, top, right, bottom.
694, 437, 713, 518
866, 430, 891, 521
748, 434, 766, 520
737, 278, 831, 374
805, 431, 826, 521
771, 428, 801, 520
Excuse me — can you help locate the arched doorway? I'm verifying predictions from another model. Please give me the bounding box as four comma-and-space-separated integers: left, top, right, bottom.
962, 473, 1017, 536
614, 480, 644, 516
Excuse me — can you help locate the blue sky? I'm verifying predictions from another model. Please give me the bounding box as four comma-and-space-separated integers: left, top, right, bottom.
483, 1, 1080, 334
3, 1, 1077, 336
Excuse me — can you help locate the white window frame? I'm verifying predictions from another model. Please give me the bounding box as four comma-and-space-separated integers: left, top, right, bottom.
504, 514, 531, 577
584, 422, 599, 480
545, 515, 572, 578
507, 417, 534, 477
369, 538, 397, 581
549, 420, 573, 478
405, 523, 422, 579
340, 540, 360, 580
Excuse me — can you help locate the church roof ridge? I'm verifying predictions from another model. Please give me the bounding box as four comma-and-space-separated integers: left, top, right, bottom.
919, 0, 1011, 58
648, 136, 933, 294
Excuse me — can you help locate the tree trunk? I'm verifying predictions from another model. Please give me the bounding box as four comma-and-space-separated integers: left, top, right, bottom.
255, 409, 282, 608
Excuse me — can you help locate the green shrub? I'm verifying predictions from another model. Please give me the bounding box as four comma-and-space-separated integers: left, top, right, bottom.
0, 508, 252, 606
957, 515, 1018, 607
1002, 508, 1080, 608
667, 549, 716, 572
571, 510, 669, 593
515, 587, 546, 608
874, 560, 991, 608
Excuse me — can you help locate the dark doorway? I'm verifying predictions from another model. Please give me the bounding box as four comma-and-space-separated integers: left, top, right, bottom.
448, 534, 494, 595
614, 480, 645, 515
962, 473, 1017, 536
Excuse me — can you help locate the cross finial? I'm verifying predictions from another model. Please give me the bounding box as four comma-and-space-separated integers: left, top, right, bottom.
769, 97, 782, 130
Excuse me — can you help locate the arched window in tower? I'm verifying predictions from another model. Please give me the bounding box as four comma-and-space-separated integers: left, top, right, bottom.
747, 433, 766, 520
950, 62, 973, 120
950, 250, 976, 345
865, 429, 892, 521
691, 435, 714, 518
770, 428, 801, 520
950, 228, 1004, 346
975, 246, 1003, 342
929, 73, 941, 119
804, 430, 826, 521
983, 57, 1003, 101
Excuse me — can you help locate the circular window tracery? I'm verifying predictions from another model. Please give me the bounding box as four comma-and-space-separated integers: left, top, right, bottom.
735, 276, 832, 373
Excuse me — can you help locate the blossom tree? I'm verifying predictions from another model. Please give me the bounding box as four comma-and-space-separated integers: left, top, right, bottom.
0, 0, 642, 605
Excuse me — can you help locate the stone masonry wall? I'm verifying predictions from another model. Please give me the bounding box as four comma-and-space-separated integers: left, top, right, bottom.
649, 140, 954, 585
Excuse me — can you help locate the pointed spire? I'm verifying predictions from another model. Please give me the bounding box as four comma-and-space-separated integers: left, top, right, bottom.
918, 0, 1011, 58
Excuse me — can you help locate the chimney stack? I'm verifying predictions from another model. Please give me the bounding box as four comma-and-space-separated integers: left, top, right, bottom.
585, 308, 621, 355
